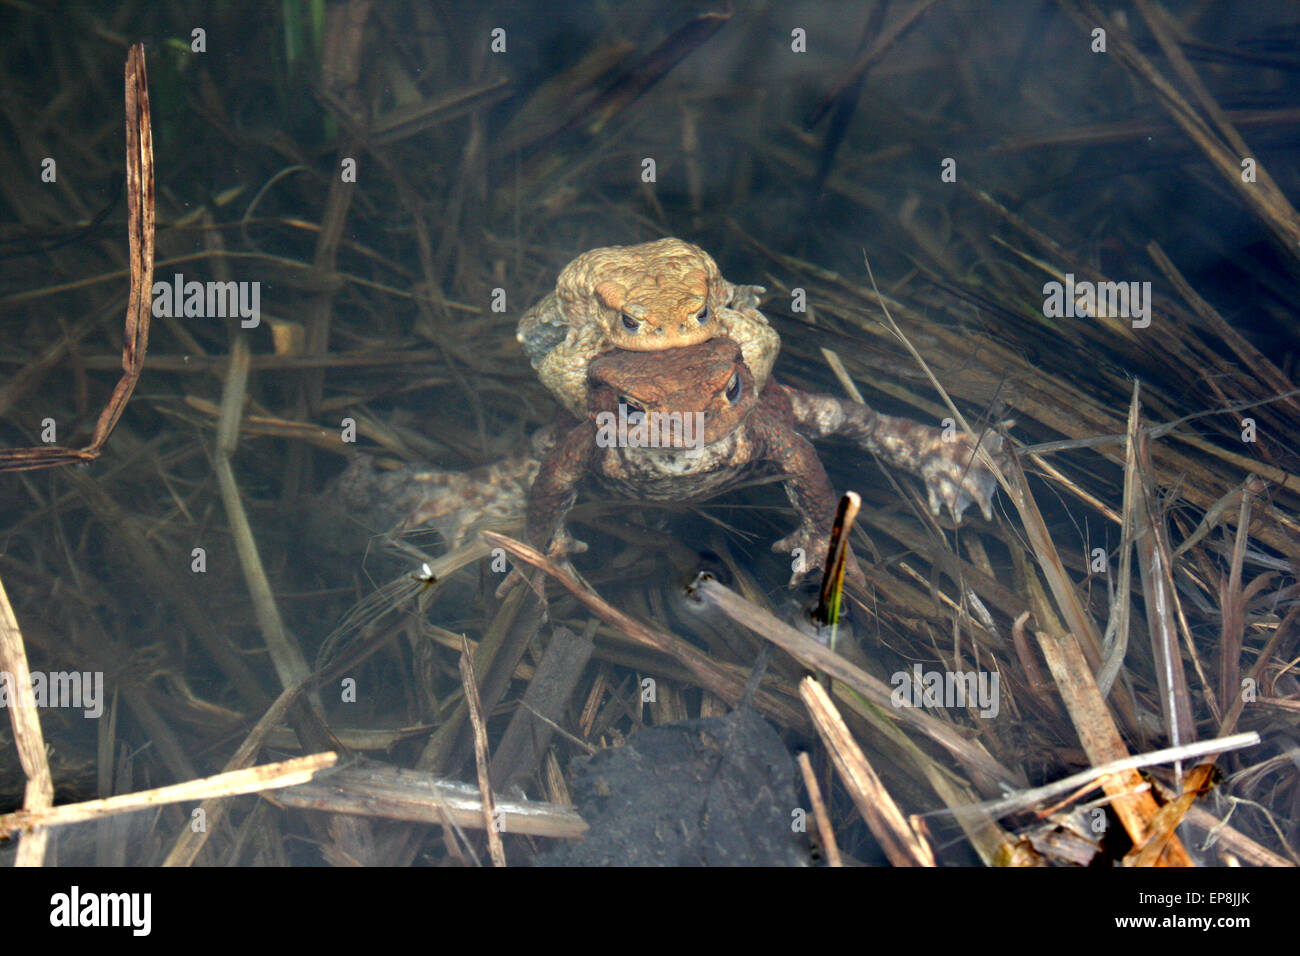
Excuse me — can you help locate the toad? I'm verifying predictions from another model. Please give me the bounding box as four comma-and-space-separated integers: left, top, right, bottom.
519, 338, 1009, 590
516, 238, 779, 417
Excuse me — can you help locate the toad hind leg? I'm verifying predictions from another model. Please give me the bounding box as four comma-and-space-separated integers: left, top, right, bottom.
779, 385, 1007, 522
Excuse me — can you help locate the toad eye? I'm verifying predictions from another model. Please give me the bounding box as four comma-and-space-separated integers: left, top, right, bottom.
695, 305, 710, 325
724, 372, 742, 404
619, 397, 646, 424
620, 312, 640, 333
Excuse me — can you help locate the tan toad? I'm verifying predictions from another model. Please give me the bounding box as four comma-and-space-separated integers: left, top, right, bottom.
516, 238, 779, 417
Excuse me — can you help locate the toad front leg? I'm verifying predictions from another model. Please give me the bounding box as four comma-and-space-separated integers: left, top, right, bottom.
776, 385, 1007, 521
525, 420, 596, 556
747, 410, 866, 588
496, 421, 595, 597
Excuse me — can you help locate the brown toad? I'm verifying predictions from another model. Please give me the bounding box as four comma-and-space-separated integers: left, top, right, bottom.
522, 338, 1009, 589
516, 238, 779, 417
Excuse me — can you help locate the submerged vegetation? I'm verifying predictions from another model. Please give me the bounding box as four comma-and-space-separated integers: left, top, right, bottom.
0, 1, 1297, 869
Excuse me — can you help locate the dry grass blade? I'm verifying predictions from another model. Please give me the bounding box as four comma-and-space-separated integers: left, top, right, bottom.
62, 469, 271, 710
163, 678, 314, 867
1133, 427, 1195, 752
1216, 478, 1268, 714
859, 254, 1009, 478
1217, 603, 1299, 741
1011, 611, 1053, 704
1033, 622, 1191, 865
800, 677, 935, 866
517, 8, 732, 161
1097, 382, 1142, 698
1182, 804, 1295, 868
805, 0, 940, 127
459, 635, 506, 867
489, 627, 594, 791
1001, 442, 1106, 674
1124, 763, 1216, 867
1072, 0, 1300, 260
416, 583, 542, 777
690, 575, 1019, 791
214, 338, 317, 707
930, 733, 1258, 821
268, 762, 587, 839
0, 575, 54, 865
796, 752, 841, 867
0, 43, 154, 473
369, 78, 512, 145
1135, 0, 1300, 260
0, 753, 338, 838
0, 316, 98, 422
1147, 242, 1300, 419
482, 531, 810, 729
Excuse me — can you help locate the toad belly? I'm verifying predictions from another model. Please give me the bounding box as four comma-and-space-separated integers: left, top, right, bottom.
595, 430, 758, 502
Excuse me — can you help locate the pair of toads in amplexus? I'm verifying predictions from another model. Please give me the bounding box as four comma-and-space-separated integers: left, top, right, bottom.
514, 237, 1009, 592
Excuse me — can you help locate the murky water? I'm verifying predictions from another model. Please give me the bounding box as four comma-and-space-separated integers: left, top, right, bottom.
1, 1, 1297, 873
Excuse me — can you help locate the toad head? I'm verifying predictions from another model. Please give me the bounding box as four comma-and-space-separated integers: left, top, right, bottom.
586, 337, 757, 448
556, 238, 731, 350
